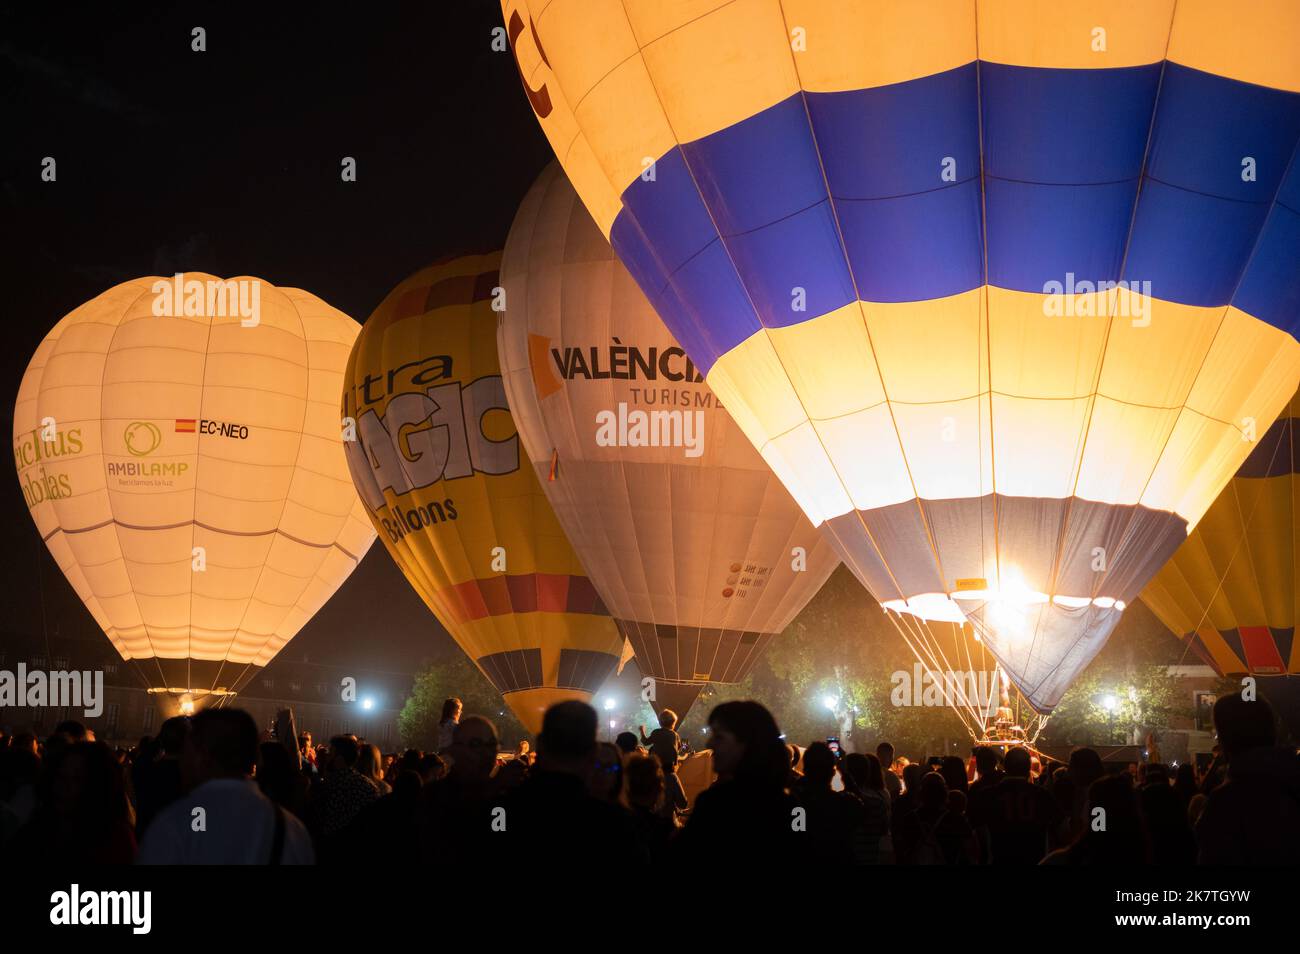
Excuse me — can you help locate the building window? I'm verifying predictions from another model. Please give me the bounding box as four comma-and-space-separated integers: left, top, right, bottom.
143, 706, 156, 732
290, 681, 301, 693
33, 655, 47, 668
316, 683, 326, 696
54, 655, 69, 669
106, 703, 120, 732
262, 678, 274, 690
104, 662, 118, 675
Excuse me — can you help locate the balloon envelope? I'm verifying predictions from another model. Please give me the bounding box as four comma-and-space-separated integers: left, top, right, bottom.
503, 0, 1300, 711
1144, 388, 1300, 677
13, 275, 376, 708
342, 253, 623, 733
499, 164, 839, 714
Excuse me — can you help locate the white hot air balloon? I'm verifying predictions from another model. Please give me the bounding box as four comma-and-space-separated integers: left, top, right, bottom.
499, 165, 839, 716
13, 274, 376, 712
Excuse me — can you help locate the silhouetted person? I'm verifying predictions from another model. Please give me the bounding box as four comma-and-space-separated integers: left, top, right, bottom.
1066, 747, 1104, 839
940, 755, 969, 796
797, 741, 866, 864
138, 708, 312, 864
639, 708, 681, 771
969, 746, 1004, 801
1196, 693, 1300, 864
437, 697, 463, 753
614, 731, 641, 757
842, 752, 893, 864
309, 734, 380, 853
9, 741, 136, 864
1041, 774, 1150, 865
497, 701, 643, 862
589, 742, 625, 805
877, 741, 902, 800
625, 752, 676, 863
896, 771, 977, 865
1141, 772, 1196, 865
677, 701, 807, 864
419, 715, 501, 861
1172, 762, 1198, 810
257, 740, 309, 819
969, 746, 1067, 864
133, 715, 189, 836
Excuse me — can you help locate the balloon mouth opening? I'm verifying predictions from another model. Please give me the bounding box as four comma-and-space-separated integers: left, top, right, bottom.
146, 688, 235, 717
882, 588, 1127, 637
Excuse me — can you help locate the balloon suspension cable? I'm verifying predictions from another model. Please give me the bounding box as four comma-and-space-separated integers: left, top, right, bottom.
884, 606, 1047, 747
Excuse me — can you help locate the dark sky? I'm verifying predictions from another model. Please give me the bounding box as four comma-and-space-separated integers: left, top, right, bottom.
0, 1, 554, 671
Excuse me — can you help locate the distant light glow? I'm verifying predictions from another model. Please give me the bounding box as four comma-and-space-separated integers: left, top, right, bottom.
1102, 694, 1118, 712
362, 697, 374, 711
822, 695, 838, 711
603, 697, 616, 711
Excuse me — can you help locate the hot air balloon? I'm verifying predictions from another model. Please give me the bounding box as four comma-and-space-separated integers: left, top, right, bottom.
13, 274, 376, 713
341, 253, 624, 733
502, 0, 1300, 713
498, 164, 840, 717
1144, 388, 1299, 677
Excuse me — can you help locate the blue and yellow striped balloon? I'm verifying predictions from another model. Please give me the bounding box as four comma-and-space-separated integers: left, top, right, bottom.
503, 0, 1300, 711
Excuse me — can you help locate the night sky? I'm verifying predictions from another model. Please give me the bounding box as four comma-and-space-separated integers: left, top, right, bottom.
1, 2, 554, 671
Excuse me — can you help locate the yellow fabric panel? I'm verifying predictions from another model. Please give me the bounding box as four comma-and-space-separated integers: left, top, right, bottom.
987, 286, 1107, 399
456, 612, 618, 664
1186, 308, 1300, 445
572, 56, 678, 210
1196, 625, 1248, 675
621, 0, 733, 45
1097, 295, 1223, 408
706, 328, 811, 444
891, 396, 989, 502
979, 0, 1175, 69
866, 290, 983, 403
759, 420, 855, 525
13, 275, 376, 687
1143, 430, 1298, 676
781, 0, 976, 92
1144, 407, 1251, 524
536, 0, 641, 104
501, 0, 625, 237
508, 687, 595, 735
990, 392, 1091, 500
1232, 477, 1294, 629
1075, 394, 1182, 506
1168, 0, 1300, 93
540, 1, 678, 202
638, 0, 799, 144
814, 403, 916, 511
769, 301, 887, 416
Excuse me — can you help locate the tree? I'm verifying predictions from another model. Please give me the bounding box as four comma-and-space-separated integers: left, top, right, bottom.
398, 652, 528, 750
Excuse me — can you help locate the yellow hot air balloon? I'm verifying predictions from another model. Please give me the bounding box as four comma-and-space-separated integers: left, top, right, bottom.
1144, 388, 1300, 677
13, 274, 376, 712
498, 164, 839, 717
341, 253, 623, 733
502, 0, 1300, 712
